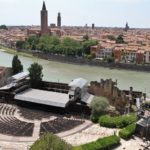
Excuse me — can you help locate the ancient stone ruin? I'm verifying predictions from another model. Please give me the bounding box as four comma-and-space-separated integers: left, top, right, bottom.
89, 79, 145, 113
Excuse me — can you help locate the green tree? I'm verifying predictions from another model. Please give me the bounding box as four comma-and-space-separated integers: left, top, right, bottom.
107, 35, 116, 41
82, 40, 98, 55
16, 41, 26, 50
12, 55, 23, 75
116, 34, 125, 44
60, 37, 82, 56
106, 56, 115, 63
27, 36, 39, 50
0, 25, 8, 30
90, 96, 109, 122
28, 63, 43, 88
83, 34, 89, 41
30, 133, 73, 150
37, 35, 60, 53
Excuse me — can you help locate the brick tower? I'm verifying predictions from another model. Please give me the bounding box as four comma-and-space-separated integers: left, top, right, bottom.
57, 12, 61, 28
41, 1, 48, 35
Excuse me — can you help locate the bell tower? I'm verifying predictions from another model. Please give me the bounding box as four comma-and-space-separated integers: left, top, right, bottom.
57, 12, 61, 28
41, 1, 48, 35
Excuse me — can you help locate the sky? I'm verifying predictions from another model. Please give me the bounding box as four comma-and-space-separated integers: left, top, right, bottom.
0, 0, 149, 28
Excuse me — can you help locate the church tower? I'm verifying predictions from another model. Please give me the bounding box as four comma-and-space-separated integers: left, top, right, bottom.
41, 1, 48, 35
57, 12, 61, 28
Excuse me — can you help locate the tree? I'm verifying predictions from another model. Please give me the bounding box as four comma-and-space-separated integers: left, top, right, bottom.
0, 25, 8, 30
106, 56, 115, 63
116, 35, 125, 44
90, 96, 109, 122
12, 55, 23, 75
37, 35, 60, 53
30, 133, 73, 150
107, 35, 116, 41
83, 34, 89, 41
16, 41, 26, 50
60, 37, 82, 56
27, 36, 39, 50
82, 40, 98, 55
28, 63, 43, 88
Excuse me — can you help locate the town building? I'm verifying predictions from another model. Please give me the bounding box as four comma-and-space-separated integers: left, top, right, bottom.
144, 50, 150, 63
41, 1, 49, 35
57, 12, 61, 28
27, 1, 63, 37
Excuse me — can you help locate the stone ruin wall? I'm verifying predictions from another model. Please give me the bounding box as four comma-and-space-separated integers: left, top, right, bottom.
89, 79, 128, 112
0, 67, 12, 87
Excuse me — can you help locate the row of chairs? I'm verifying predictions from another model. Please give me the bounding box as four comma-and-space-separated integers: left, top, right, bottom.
0, 104, 16, 116
18, 107, 53, 120
40, 117, 84, 134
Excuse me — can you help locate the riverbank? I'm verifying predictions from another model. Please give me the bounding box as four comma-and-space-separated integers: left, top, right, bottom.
0, 45, 33, 58
33, 52, 150, 72
1, 46, 150, 72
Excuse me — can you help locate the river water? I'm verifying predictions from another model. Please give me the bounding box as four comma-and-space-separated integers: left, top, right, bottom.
0, 51, 150, 96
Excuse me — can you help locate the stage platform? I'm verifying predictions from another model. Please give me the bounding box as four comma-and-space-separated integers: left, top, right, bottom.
14, 88, 70, 108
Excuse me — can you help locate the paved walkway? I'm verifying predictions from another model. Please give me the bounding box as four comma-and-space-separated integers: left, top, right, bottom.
57, 120, 93, 137
115, 137, 145, 150
32, 120, 41, 138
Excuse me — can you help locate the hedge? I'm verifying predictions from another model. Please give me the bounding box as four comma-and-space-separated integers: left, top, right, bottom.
119, 123, 136, 140
90, 114, 99, 123
99, 114, 137, 128
73, 135, 120, 150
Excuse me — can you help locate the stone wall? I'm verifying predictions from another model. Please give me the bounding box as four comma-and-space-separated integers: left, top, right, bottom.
89, 79, 130, 113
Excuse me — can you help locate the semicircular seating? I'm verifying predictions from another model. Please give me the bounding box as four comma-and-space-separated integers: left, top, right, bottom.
0, 103, 34, 137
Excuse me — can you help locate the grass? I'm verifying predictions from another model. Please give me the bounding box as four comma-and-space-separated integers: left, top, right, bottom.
0, 45, 33, 58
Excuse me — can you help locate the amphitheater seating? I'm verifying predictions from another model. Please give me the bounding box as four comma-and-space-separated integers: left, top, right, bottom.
0, 103, 86, 137
19, 107, 53, 120
40, 117, 84, 135
0, 103, 34, 137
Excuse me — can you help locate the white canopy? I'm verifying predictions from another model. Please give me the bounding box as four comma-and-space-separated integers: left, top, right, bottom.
10, 72, 29, 81
15, 88, 69, 108
69, 78, 88, 89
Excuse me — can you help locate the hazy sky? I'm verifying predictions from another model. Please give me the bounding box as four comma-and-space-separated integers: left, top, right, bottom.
0, 0, 149, 28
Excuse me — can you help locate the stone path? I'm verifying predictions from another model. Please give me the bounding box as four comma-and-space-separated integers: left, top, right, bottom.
115, 137, 145, 150
32, 120, 41, 138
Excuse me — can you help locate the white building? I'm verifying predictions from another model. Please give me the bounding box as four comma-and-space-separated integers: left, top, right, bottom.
144, 51, 150, 63
96, 48, 113, 59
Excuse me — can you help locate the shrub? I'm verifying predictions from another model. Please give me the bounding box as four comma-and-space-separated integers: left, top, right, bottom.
107, 57, 115, 63
90, 96, 109, 123
90, 114, 99, 123
30, 133, 73, 150
119, 123, 136, 140
73, 135, 120, 150
12, 55, 23, 75
28, 62, 43, 88
99, 114, 137, 128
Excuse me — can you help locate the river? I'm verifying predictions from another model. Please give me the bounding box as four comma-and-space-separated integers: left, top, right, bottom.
0, 50, 150, 96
